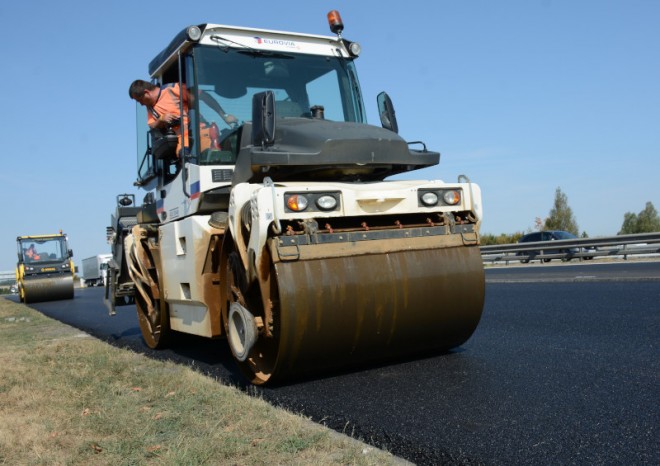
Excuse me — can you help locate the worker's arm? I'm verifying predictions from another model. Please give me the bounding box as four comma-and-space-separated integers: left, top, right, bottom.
199, 91, 238, 126
148, 113, 180, 129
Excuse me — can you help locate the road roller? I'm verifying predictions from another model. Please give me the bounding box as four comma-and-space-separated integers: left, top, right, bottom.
105, 194, 140, 315
124, 11, 485, 384
16, 233, 75, 303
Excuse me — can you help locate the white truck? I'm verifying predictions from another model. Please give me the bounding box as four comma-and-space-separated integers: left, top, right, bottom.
80, 254, 112, 287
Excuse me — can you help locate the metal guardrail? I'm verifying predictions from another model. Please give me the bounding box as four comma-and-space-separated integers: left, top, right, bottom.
480, 232, 660, 264
0, 270, 16, 285
1, 271, 16, 293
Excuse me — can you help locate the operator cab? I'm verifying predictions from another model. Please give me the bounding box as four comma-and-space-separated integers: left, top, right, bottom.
17, 235, 72, 264
134, 20, 366, 191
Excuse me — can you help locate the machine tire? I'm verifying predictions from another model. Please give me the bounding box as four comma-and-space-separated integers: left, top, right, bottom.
136, 292, 171, 349
126, 228, 172, 349
134, 251, 172, 349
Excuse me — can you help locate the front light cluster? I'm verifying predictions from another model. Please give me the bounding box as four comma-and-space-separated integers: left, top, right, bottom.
284, 192, 341, 213
418, 189, 462, 207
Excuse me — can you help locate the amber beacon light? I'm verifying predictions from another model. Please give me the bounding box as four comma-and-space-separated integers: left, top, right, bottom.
327, 10, 344, 36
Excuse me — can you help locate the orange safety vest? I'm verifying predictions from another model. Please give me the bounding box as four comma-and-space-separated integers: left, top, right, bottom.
147, 83, 190, 152
26, 248, 40, 260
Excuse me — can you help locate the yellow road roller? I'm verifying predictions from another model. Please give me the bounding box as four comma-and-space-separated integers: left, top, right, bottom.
123, 11, 485, 384
16, 232, 75, 303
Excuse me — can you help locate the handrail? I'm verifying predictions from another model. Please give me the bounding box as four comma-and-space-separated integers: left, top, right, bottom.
481, 232, 660, 263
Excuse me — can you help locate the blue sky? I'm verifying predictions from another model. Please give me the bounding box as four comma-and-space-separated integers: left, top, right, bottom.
1, 0, 658, 271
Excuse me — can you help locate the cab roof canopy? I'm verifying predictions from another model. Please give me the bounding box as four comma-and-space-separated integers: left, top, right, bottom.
148, 23, 346, 78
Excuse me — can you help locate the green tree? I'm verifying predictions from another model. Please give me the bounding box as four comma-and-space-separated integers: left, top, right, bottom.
543, 187, 578, 234
618, 202, 660, 234
619, 212, 638, 235
480, 232, 524, 245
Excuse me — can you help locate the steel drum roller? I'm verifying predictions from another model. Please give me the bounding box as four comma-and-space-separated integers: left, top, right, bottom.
242, 244, 484, 383
22, 275, 74, 304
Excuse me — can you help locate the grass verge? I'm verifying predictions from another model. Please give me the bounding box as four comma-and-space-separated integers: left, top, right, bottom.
0, 297, 404, 465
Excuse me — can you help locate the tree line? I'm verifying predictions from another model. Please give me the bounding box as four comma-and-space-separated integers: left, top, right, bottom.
481, 188, 660, 245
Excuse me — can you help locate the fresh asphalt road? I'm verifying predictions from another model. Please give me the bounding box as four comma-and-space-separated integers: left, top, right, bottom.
11, 261, 659, 465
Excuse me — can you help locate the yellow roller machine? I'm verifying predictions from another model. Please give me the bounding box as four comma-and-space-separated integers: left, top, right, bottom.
16, 233, 75, 303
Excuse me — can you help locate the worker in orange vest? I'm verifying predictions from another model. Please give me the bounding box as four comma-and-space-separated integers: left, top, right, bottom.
25, 244, 41, 261
128, 80, 236, 154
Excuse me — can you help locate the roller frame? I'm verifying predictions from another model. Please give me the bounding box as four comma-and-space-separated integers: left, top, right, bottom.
228, 179, 483, 289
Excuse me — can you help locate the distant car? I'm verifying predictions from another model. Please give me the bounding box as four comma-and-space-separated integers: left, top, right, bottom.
583, 244, 597, 260
517, 230, 581, 263
9, 284, 18, 294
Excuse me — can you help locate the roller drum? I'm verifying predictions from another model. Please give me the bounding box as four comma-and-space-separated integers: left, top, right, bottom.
246, 244, 484, 383
22, 274, 74, 304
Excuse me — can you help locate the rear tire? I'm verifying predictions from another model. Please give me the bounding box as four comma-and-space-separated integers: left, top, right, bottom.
134, 254, 171, 349
136, 292, 171, 349
126, 228, 171, 349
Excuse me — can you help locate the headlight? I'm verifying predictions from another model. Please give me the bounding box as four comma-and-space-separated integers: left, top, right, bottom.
284, 192, 341, 212
316, 195, 338, 210
418, 189, 462, 207
443, 190, 461, 205
420, 192, 439, 206
187, 26, 202, 41
286, 194, 309, 212
348, 41, 361, 56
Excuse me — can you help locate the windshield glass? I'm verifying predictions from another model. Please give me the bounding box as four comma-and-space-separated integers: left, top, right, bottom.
553, 231, 577, 240
19, 237, 68, 262
193, 46, 366, 127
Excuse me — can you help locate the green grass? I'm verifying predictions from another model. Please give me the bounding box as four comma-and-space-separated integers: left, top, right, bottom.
0, 297, 405, 465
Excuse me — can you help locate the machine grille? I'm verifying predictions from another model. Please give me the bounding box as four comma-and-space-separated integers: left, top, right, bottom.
212, 169, 233, 182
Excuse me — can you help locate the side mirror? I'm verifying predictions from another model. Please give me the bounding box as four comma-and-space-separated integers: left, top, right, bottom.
377, 92, 398, 134
251, 91, 276, 147
68, 249, 74, 258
